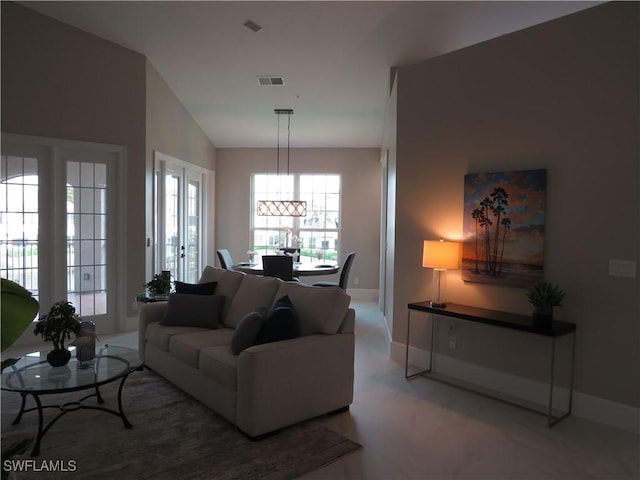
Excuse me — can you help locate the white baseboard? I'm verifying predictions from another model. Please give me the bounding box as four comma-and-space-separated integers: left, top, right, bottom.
390, 341, 639, 434
347, 288, 379, 302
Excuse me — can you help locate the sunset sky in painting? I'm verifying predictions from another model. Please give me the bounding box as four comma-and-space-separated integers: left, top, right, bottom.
463, 169, 546, 266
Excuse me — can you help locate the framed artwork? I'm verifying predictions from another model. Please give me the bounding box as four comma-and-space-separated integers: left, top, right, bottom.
462, 169, 546, 288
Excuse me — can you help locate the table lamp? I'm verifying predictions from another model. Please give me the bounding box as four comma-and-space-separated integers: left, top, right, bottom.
422, 239, 460, 307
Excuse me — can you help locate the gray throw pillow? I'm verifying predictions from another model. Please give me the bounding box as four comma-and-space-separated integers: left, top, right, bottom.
255, 295, 300, 346
160, 294, 224, 328
231, 309, 266, 355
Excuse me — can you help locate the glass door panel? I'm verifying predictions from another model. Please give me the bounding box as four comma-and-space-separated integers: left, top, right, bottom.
185, 177, 201, 283
0, 155, 39, 301
66, 161, 108, 316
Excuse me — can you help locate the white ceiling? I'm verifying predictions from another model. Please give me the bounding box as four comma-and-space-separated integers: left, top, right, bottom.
20, 1, 599, 148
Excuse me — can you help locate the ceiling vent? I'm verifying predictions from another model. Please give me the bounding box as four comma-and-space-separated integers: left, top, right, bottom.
257, 76, 285, 86
243, 20, 262, 33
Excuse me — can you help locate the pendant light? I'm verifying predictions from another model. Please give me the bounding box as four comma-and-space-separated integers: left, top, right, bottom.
257, 109, 307, 217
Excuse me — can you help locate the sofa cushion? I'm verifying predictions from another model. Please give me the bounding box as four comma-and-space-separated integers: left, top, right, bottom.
169, 328, 235, 368
224, 274, 281, 328
160, 293, 224, 328
145, 322, 207, 352
231, 309, 266, 355
174, 280, 217, 295
272, 283, 350, 336
199, 345, 239, 391
255, 295, 300, 345
199, 266, 246, 321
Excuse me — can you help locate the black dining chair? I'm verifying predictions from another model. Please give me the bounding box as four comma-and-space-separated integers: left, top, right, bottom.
314, 252, 356, 290
216, 249, 234, 270
262, 255, 299, 282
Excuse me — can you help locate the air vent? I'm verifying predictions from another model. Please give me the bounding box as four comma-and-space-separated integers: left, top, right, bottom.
243, 20, 262, 33
257, 76, 285, 86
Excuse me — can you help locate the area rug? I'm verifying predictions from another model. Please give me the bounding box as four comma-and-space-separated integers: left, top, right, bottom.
1, 369, 360, 479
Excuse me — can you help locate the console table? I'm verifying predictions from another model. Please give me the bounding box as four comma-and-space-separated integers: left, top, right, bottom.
406, 302, 576, 427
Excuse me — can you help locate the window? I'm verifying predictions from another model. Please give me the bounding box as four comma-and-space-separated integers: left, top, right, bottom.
252, 174, 340, 263
0, 156, 39, 301
1, 134, 125, 332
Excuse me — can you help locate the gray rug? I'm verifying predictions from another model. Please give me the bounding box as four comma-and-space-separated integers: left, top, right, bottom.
1, 368, 360, 479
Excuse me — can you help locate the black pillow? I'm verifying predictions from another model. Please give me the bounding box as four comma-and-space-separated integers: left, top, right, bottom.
231, 309, 266, 355
174, 281, 217, 295
160, 294, 224, 328
255, 295, 300, 345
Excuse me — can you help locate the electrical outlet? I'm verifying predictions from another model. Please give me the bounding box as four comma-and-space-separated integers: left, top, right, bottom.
353, 277, 359, 286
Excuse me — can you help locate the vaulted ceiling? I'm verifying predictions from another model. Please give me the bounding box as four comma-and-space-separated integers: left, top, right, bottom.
21, 1, 598, 147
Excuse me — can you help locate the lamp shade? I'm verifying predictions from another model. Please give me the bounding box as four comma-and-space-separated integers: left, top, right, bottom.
422, 240, 460, 270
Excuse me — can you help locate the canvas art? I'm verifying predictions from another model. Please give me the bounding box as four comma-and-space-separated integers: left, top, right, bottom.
462, 169, 546, 288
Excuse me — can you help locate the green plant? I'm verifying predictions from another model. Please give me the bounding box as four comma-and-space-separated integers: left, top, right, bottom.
33, 301, 82, 351
526, 281, 566, 307
145, 271, 172, 295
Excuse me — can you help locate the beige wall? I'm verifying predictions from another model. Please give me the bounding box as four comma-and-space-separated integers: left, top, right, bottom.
1, 2, 146, 330
215, 148, 381, 290
145, 61, 217, 274
394, 2, 639, 407
2, 3, 217, 328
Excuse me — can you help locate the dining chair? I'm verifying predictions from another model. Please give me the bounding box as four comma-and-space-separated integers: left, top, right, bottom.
314, 252, 356, 290
216, 249, 234, 270
262, 255, 298, 282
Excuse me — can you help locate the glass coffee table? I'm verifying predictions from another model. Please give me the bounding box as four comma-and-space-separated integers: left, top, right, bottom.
1, 345, 142, 456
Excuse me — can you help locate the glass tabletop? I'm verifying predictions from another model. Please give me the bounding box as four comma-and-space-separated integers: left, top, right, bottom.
1, 345, 142, 394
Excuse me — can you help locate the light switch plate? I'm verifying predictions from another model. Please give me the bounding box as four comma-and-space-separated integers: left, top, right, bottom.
609, 259, 637, 278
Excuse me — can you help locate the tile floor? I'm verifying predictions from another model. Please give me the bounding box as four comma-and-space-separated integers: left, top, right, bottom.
20, 300, 639, 479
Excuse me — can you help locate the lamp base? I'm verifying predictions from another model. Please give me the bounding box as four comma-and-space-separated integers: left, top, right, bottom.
429, 300, 447, 308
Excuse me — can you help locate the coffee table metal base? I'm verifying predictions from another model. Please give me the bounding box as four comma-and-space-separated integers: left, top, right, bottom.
12, 365, 143, 456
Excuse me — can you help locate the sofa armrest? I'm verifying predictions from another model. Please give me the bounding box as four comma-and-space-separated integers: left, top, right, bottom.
236, 332, 354, 437
137, 301, 167, 361
338, 308, 355, 333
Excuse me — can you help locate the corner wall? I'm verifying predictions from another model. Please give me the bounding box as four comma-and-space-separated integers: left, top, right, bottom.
393, 1, 639, 411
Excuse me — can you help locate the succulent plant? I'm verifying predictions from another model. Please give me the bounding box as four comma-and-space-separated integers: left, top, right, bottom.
526, 281, 566, 307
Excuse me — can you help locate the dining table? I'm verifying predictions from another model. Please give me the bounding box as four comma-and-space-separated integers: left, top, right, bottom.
233, 260, 339, 277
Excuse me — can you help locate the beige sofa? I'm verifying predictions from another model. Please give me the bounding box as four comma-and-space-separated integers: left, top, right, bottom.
138, 266, 355, 438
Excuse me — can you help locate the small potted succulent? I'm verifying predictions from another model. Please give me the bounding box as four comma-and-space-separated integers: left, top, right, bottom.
33, 301, 82, 367
145, 271, 172, 298
526, 281, 566, 323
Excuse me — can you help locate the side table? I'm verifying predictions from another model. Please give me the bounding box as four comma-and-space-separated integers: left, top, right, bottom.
406, 301, 576, 427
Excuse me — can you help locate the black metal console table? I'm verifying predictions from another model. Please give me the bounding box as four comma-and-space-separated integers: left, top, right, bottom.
406, 302, 576, 427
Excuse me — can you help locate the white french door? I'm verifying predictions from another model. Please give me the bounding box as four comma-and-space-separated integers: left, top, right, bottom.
1, 134, 125, 334
154, 152, 208, 283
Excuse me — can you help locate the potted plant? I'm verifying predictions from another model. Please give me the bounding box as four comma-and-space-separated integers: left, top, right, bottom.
526, 281, 566, 323
145, 270, 172, 298
33, 301, 82, 367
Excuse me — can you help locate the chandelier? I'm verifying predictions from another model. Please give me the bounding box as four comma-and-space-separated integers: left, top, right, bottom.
257, 109, 307, 217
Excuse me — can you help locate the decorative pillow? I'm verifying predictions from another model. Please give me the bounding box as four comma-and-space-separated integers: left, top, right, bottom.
255, 295, 300, 346
174, 280, 217, 295
231, 309, 266, 355
224, 274, 280, 328
160, 294, 224, 329
273, 282, 350, 336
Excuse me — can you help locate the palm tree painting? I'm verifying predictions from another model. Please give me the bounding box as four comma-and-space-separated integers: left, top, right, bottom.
463, 169, 546, 288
